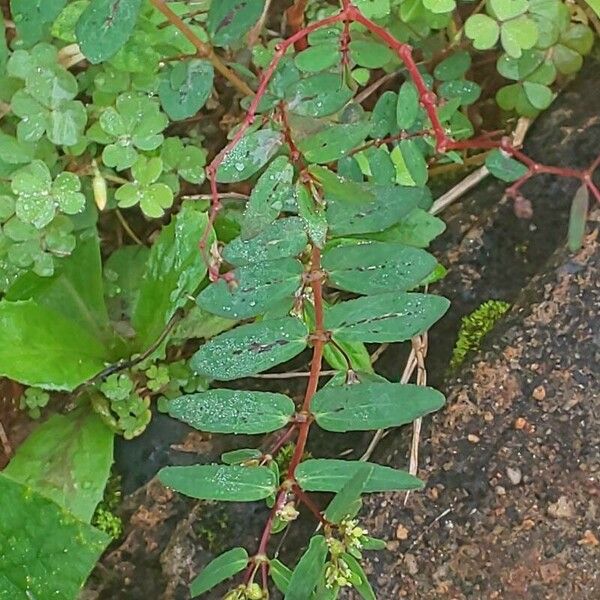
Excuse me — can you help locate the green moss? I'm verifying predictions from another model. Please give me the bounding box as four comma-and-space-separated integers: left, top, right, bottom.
192, 503, 230, 554
92, 473, 123, 539
449, 300, 511, 372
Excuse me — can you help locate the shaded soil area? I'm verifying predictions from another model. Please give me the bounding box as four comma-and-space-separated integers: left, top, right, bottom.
84, 57, 600, 599
358, 213, 600, 599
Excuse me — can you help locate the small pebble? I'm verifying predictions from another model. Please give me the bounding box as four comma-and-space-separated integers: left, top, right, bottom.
404, 553, 419, 575
532, 385, 546, 401
506, 466, 522, 485
495, 485, 506, 496
514, 417, 527, 430
396, 524, 409, 540
467, 434, 480, 443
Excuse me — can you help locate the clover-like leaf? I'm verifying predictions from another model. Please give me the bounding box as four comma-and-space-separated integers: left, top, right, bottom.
465, 14, 500, 49
500, 16, 539, 58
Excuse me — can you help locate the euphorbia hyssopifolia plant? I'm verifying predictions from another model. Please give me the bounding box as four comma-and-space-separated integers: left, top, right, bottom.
152, 1, 600, 598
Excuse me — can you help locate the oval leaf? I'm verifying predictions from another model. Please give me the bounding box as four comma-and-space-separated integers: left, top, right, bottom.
312, 382, 445, 432
76, 0, 142, 64
208, 0, 265, 47
322, 241, 437, 294
324, 465, 373, 523
485, 149, 528, 182
326, 292, 450, 343
296, 459, 423, 492
297, 121, 371, 164
285, 73, 353, 117
567, 184, 589, 252
167, 389, 296, 434
285, 536, 328, 600
159, 464, 277, 501
189, 547, 249, 597
217, 129, 283, 183
190, 317, 308, 380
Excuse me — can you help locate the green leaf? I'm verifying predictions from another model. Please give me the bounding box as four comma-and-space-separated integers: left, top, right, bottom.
297, 121, 371, 164
396, 81, 419, 130
296, 459, 423, 492
189, 547, 249, 597
216, 129, 282, 183
399, 139, 428, 187
295, 44, 340, 73
324, 465, 373, 523
423, 0, 456, 13
159, 464, 277, 501
584, 0, 600, 17
367, 208, 446, 247
342, 553, 376, 600
312, 382, 445, 432
567, 184, 589, 252
522, 81, 553, 109
3, 410, 113, 521
433, 51, 471, 81
221, 448, 262, 465
297, 182, 328, 248
465, 14, 500, 49
489, 0, 528, 20
311, 167, 429, 236
0, 12, 9, 73
270, 558, 293, 595
0, 300, 110, 390
285, 73, 353, 118
241, 156, 295, 238
197, 258, 303, 319
0, 474, 109, 600
285, 536, 328, 600
439, 79, 481, 106
76, 0, 143, 64
10, 0, 67, 45
371, 91, 397, 139
208, 0, 265, 47
354, 0, 391, 18
133, 202, 212, 349
500, 17, 538, 58
191, 317, 308, 380
350, 40, 393, 68
159, 59, 214, 121
226, 217, 308, 265
485, 149, 528, 182
322, 241, 437, 294
326, 292, 450, 343
166, 389, 295, 434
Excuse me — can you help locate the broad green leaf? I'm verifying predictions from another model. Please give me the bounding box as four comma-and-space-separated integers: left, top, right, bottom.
489, 0, 528, 20
342, 553, 375, 600
159, 59, 214, 121
270, 558, 293, 595
323, 337, 373, 373
3, 410, 113, 521
312, 382, 445, 432
225, 217, 308, 266
310, 167, 430, 236
396, 81, 419, 130
133, 202, 212, 349
371, 91, 397, 138
361, 537, 387, 550
216, 129, 282, 183
296, 459, 423, 492
207, 0, 265, 47
350, 40, 393, 68
6, 231, 114, 347
285, 536, 328, 600
241, 157, 295, 238
221, 448, 262, 465
295, 44, 340, 73
10, 0, 67, 45
367, 208, 446, 247
324, 465, 373, 523
285, 73, 353, 117
465, 14, 500, 49
159, 464, 277, 501
0, 475, 109, 600
197, 258, 303, 319
522, 81, 553, 109
297, 121, 371, 164
191, 317, 308, 380
0, 300, 109, 390
567, 184, 589, 252
439, 79, 481, 106
496, 49, 545, 80
297, 181, 328, 248
76, 0, 143, 64
189, 547, 249, 597
423, 0, 456, 12
485, 149, 529, 182
322, 241, 437, 294
399, 139, 428, 187
500, 17, 538, 58
354, 0, 391, 18
326, 292, 450, 343
166, 389, 295, 434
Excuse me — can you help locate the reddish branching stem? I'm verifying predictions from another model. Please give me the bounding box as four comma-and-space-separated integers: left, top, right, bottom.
195, 0, 600, 589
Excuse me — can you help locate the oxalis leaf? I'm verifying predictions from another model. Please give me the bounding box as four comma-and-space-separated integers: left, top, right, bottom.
76, 0, 143, 64
216, 129, 283, 183
11, 0, 67, 45
0, 474, 109, 600
296, 459, 423, 492
312, 382, 445, 432
224, 217, 308, 266
485, 149, 529, 182
285, 535, 328, 600
322, 241, 437, 294
326, 292, 450, 343
166, 389, 296, 434
189, 547, 249, 598
197, 258, 303, 319
190, 317, 309, 380
159, 464, 277, 501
